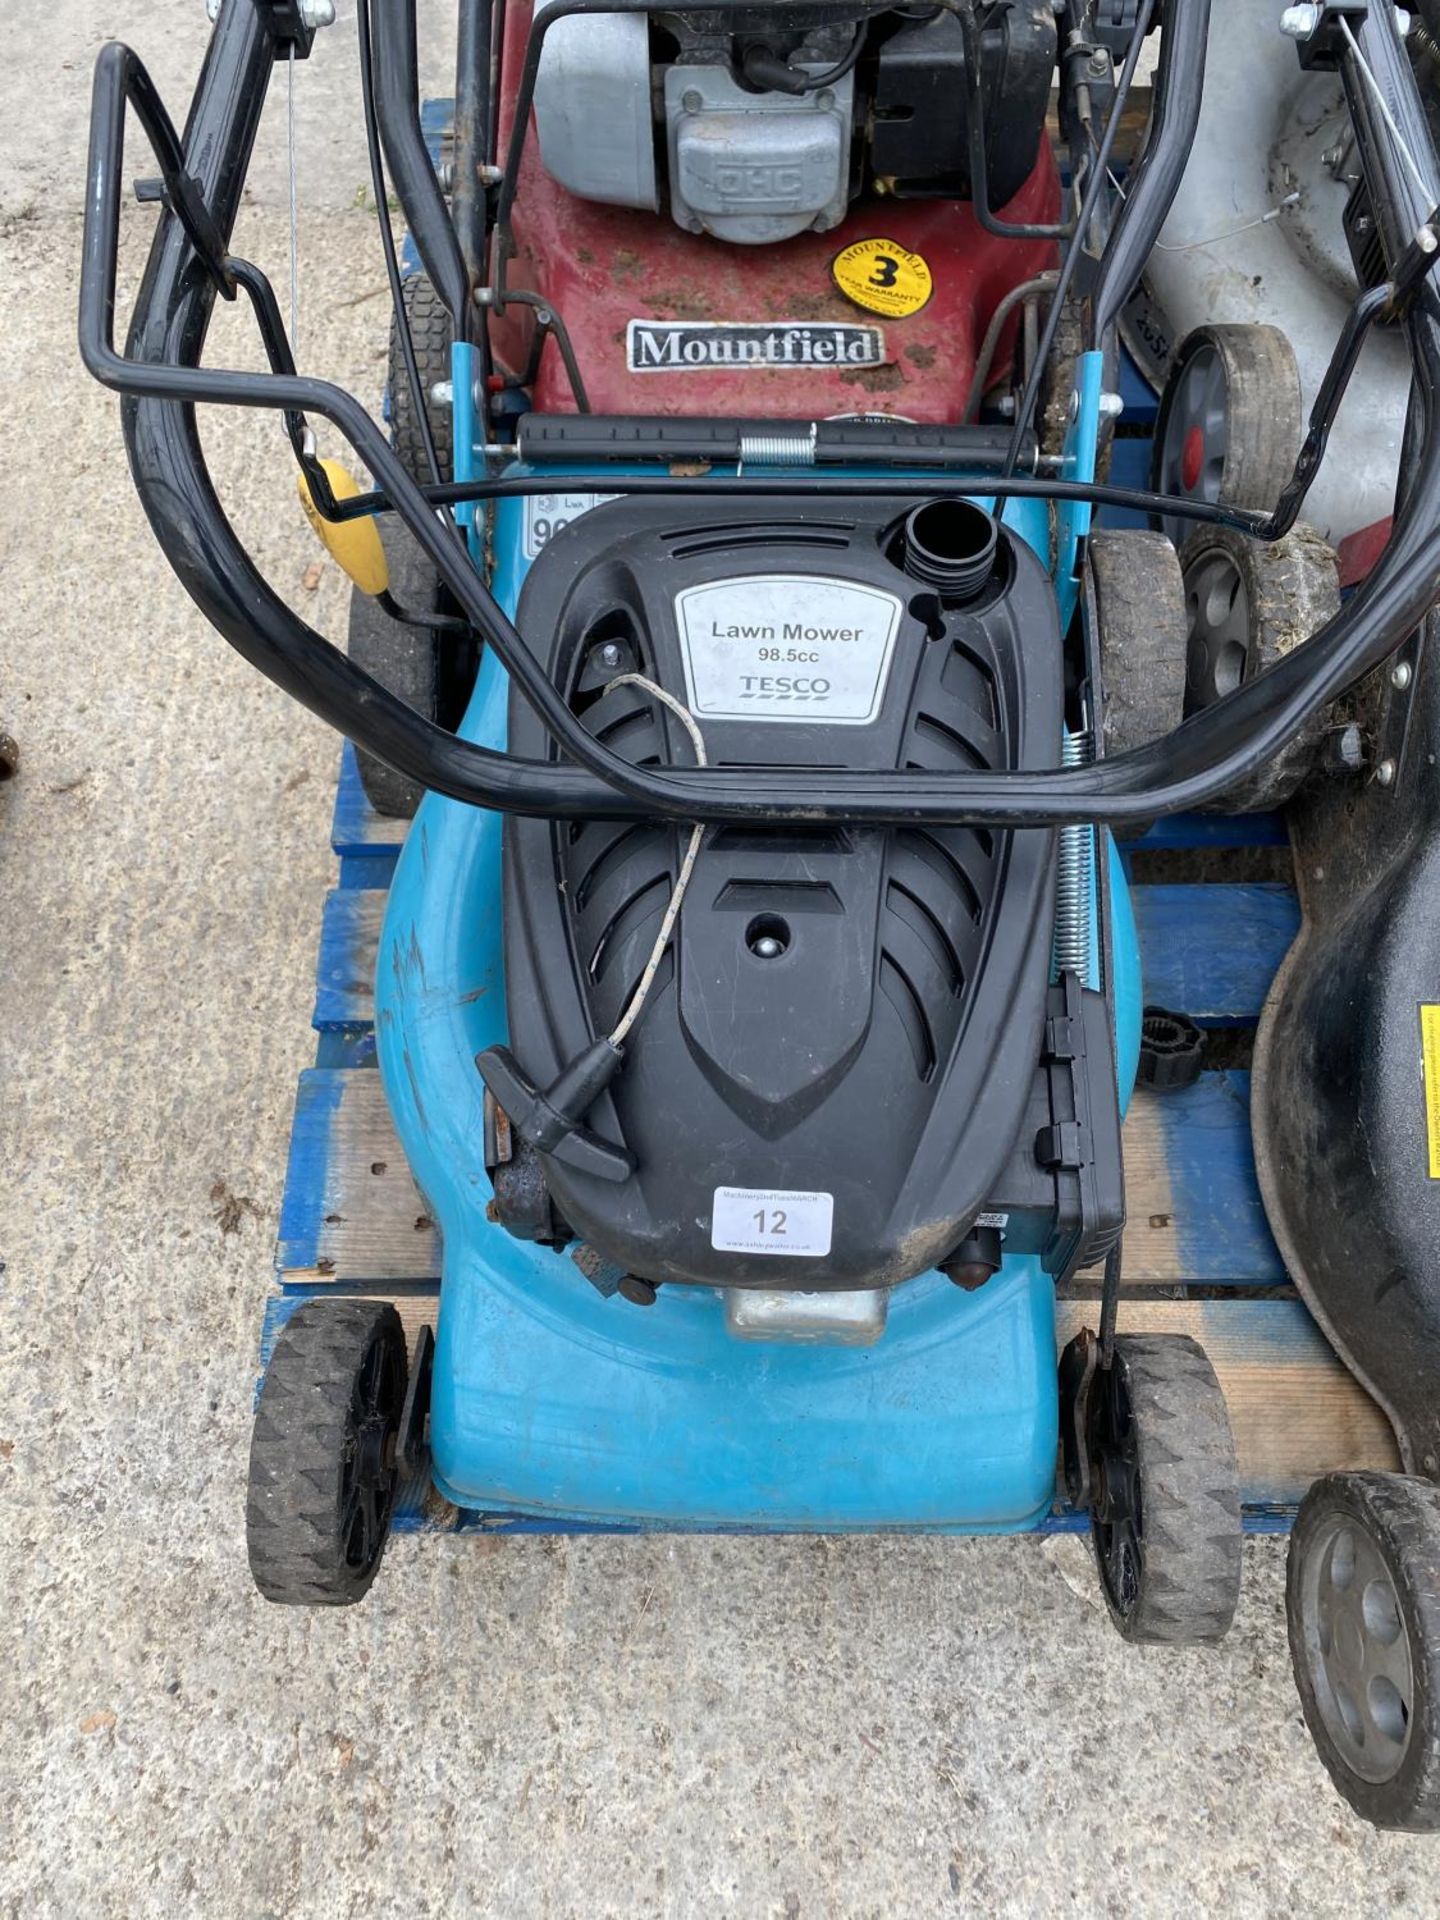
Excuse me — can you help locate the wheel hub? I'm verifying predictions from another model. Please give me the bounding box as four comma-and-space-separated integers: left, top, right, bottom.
1184, 547, 1251, 706
1157, 340, 1229, 548
341, 1346, 402, 1573
1301, 1516, 1414, 1785
1090, 1360, 1145, 1623
1180, 423, 1205, 493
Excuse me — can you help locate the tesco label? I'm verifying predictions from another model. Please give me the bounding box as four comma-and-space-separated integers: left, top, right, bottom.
676, 574, 902, 725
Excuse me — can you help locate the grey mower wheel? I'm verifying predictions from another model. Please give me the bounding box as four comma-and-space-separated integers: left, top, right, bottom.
1179, 521, 1340, 811
1089, 1334, 1243, 1645
1153, 324, 1302, 551
247, 1299, 408, 1607
1087, 528, 1189, 760
1288, 1472, 1440, 1831
350, 274, 458, 818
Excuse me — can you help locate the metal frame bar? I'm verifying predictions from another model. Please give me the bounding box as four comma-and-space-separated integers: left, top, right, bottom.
451, 0, 492, 294
1091, 0, 1211, 338
1000, 0, 1153, 471
368, 0, 469, 325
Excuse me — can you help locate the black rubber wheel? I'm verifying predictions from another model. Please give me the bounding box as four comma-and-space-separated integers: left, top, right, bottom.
351, 274, 460, 818
1087, 528, 1189, 759
1089, 1333, 1243, 1644
246, 1299, 408, 1607
389, 273, 454, 488
1288, 1472, 1440, 1831
1178, 522, 1340, 812
348, 540, 452, 818
1152, 324, 1302, 551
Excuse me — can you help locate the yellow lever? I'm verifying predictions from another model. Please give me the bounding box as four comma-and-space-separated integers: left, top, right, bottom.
297, 458, 390, 596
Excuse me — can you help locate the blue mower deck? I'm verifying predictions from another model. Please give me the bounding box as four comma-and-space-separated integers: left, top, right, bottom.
258, 745, 1400, 1536
262, 322, 1396, 1534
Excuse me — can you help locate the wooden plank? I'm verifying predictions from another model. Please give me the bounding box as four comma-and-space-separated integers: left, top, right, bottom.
331, 743, 408, 858
276, 1070, 440, 1283
1130, 883, 1299, 1023
262, 1287, 439, 1370
1055, 1298, 1400, 1504
277, 1067, 1280, 1288
1112, 1071, 1284, 1284
1127, 812, 1287, 852
314, 889, 385, 1031
260, 1289, 1396, 1518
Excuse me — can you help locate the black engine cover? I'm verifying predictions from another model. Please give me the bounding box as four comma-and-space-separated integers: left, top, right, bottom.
870, 0, 1057, 205
501, 495, 1061, 1289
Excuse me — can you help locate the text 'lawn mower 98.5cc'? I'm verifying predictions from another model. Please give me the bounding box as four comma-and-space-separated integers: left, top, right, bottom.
81, 0, 1440, 1831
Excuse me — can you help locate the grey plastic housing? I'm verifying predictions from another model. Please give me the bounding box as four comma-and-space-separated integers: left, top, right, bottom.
532, 0, 659, 211
530, 6, 854, 244
664, 64, 855, 244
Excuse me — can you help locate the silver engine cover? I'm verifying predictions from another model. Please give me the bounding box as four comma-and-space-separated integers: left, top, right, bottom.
664, 65, 853, 244
532, 11, 853, 244
532, 1, 659, 211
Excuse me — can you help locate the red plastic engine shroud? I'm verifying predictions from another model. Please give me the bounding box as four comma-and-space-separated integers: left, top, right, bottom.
491, 0, 1061, 423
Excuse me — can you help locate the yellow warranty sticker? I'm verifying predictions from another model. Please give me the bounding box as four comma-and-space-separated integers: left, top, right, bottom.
830, 238, 933, 319
1423, 1004, 1440, 1178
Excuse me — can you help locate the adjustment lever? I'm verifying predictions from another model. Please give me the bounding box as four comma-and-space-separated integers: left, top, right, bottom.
475, 1040, 634, 1183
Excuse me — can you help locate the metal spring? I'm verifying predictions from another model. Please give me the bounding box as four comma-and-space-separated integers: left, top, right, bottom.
737, 425, 818, 468
1053, 728, 1095, 982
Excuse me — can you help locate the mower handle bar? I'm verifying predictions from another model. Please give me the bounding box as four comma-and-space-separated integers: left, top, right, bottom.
80, 0, 1440, 828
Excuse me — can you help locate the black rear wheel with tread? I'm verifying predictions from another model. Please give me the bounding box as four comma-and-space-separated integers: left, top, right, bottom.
389, 273, 454, 488
351, 274, 463, 818
247, 1299, 408, 1606
1288, 1471, 1440, 1831
1090, 1333, 1243, 1644
348, 532, 453, 818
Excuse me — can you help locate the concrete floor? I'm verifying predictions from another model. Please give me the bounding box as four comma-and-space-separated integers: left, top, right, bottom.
3, 7, 1439, 1916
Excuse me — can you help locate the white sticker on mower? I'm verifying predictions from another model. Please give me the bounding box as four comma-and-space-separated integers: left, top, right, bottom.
712, 1187, 834, 1258
522, 491, 616, 559
676, 575, 902, 725
628, 319, 886, 373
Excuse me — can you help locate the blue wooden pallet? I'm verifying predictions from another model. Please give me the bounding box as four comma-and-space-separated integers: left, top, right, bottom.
259, 746, 1399, 1533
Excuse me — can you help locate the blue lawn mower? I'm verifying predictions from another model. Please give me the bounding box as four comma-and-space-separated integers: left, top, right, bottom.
82, 0, 1440, 1830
